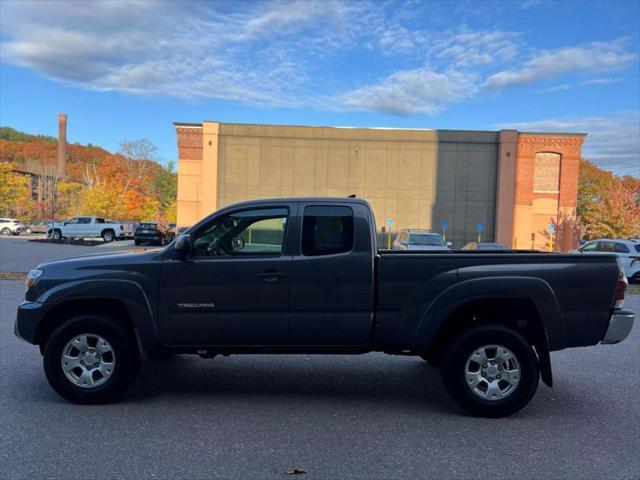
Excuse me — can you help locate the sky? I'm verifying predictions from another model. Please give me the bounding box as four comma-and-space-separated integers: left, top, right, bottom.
0, 0, 639, 177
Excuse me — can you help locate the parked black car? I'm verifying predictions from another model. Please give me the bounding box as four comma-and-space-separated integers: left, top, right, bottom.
15, 197, 635, 417
133, 222, 175, 246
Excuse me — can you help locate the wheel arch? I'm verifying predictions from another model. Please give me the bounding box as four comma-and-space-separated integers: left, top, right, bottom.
34, 280, 161, 353
413, 276, 563, 387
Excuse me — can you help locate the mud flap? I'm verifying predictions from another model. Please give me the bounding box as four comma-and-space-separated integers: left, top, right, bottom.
534, 341, 553, 388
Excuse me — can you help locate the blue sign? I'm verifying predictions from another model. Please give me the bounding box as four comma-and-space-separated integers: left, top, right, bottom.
387, 218, 393, 226
477, 222, 484, 233
440, 220, 448, 229
549, 222, 555, 233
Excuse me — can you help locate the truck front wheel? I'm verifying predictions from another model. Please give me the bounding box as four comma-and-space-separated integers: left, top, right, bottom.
43, 314, 141, 404
440, 324, 539, 418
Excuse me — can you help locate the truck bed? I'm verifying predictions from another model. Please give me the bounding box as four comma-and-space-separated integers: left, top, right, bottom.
374, 251, 619, 352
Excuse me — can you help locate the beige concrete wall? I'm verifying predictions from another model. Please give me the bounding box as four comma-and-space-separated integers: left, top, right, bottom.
213, 123, 498, 247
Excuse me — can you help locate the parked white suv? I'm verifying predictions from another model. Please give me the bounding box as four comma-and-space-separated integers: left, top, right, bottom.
0, 218, 25, 235
573, 238, 640, 283
47, 216, 134, 242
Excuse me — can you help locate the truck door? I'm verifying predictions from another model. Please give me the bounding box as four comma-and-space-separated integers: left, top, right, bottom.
158, 205, 293, 346
289, 203, 375, 346
62, 217, 81, 237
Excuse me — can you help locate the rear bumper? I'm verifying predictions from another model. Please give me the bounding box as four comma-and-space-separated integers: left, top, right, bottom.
601, 309, 635, 344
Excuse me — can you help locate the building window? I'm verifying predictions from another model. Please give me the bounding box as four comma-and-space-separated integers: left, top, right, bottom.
533, 152, 561, 193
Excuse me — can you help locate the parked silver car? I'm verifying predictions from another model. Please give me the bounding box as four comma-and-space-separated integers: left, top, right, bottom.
392, 229, 451, 251
572, 238, 640, 282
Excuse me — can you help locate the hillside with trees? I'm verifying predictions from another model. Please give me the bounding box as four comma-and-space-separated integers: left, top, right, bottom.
0, 127, 177, 223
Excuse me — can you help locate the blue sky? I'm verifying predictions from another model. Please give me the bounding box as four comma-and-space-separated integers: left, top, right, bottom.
1, 0, 638, 176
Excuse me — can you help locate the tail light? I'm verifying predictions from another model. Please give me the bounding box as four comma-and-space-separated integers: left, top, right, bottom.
612, 272, 627, 309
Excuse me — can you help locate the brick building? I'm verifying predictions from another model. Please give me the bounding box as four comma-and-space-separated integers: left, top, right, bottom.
174, 121, 585, 250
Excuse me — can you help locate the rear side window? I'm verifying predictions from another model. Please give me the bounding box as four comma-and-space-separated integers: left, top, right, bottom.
302, 206, 354, 256
596, 241, 616, 252
614, 243, 630, 253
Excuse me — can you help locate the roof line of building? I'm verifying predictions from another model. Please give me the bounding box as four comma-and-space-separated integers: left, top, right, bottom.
173, 121, 587, 136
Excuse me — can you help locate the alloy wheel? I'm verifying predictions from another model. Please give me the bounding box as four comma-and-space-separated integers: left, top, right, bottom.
464, 344, 520, 400
61, 334, 116, 388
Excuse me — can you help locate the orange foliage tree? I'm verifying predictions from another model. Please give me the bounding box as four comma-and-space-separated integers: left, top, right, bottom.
578, 159, 639, 239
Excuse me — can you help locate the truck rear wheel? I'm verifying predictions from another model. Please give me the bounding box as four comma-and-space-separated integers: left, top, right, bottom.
440, 324, 539, 418
43, 314, 141, 404
102, 230, 115, 242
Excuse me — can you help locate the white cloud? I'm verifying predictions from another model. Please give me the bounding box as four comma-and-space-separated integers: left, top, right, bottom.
341, 68, 474, 115
538, 77, 624, 94
483, 39, 636, 91
430, 30, 521, 67
0, 0, 636, 118
496, 112, 640, 177
539, 84, 571, 93
0, 0, 359, 108
581, 77, 622, 86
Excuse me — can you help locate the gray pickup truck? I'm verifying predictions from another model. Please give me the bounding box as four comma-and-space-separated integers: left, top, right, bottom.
16, 197, 635, 417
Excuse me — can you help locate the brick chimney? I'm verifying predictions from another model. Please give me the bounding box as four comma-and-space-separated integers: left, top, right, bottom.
57, 113, 67, 179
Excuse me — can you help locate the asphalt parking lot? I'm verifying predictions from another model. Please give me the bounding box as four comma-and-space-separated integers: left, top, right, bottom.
1, 237, 638, 479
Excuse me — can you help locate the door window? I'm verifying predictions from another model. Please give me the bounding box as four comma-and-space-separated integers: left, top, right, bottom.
192, 208, 288, 257
301, 206, 354, 256
65, 218, 79, 225
78, 217, 91, 224
581, 241, 598, 252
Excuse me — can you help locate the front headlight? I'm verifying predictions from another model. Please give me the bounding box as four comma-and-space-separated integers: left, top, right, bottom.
25, 269, 43, 291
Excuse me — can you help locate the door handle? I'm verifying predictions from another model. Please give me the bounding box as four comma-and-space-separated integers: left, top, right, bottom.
257, 270, 286, 281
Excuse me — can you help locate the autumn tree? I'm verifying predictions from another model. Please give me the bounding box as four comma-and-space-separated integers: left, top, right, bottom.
578, 159, 640, 238
0, 162, 30, 217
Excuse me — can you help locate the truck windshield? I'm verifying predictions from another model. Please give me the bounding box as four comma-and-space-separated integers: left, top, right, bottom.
409, 234, 444, 246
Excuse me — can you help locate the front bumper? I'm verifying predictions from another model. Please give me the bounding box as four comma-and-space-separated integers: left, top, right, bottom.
601, 309, 635, 344
14, 300, 50, 344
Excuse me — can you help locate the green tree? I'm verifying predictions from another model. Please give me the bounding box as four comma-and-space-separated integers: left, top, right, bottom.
153, 160, 177, 219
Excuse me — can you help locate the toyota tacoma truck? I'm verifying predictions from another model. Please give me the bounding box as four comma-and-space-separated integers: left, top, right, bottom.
16, 197, 635, 417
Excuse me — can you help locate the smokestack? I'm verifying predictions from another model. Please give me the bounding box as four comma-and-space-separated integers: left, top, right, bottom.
57, 113, 67, 179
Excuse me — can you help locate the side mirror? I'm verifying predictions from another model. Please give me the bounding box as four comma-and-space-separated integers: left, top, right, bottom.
174, 234, 192, 257
446, 241, 453, 248
399, 240, 408, 246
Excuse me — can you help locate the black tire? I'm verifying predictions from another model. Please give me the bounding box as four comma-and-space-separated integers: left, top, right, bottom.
1, 227, 10, 235
102, 230, 115, 243
51, 229, 62, 240
43, 314, 141, 404
134, 239, 141, 246
440, 324, 539, 418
